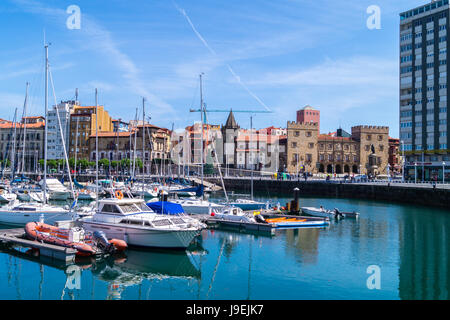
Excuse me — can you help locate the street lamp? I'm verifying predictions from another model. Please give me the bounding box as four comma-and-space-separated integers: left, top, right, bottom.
414, 162, 417, 184
387, 163, 390, 182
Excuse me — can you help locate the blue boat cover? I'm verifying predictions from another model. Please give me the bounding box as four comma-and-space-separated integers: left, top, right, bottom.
73, 179, 85, 189
147, 201, 185, 215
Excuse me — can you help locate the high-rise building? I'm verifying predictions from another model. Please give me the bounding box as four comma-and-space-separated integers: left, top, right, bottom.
47, 101, 77, 160
399, 0, 450, 181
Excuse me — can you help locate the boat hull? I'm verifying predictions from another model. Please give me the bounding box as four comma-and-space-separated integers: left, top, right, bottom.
81, 221, 199, 249
228, 203, 266, 211
300, 207, 334, 218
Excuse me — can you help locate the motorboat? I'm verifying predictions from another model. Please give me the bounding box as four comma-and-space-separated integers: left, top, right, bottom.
0, 200, 76, 227
24, 221, 127, 256
80, 197, 204, 249
211, 206, 265, 223
301, 206, 359, 219
171, 198, 225, 215
146, 201, 207, 229
221, 198, 268, 211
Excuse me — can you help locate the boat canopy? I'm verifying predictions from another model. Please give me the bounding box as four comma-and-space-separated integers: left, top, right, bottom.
146, 201, 185, 215
73, 179, 85, 189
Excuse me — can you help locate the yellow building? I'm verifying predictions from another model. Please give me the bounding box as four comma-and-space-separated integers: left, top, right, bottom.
69, 105, 113, 160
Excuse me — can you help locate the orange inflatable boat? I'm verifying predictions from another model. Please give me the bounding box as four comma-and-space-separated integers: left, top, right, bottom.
25, 222, 127, 257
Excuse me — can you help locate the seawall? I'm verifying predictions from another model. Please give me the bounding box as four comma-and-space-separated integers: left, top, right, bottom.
206, 177, 450, 210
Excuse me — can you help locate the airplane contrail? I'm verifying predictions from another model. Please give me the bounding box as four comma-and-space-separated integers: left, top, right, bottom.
174, 2, 271, 112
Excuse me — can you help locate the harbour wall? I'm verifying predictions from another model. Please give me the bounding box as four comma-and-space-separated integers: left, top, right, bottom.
205, 178, 450, 210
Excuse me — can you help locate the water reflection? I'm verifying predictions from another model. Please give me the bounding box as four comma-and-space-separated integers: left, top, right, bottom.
0, 242, 203, 300
284, 228, 320, 265
398, 208, 449, 300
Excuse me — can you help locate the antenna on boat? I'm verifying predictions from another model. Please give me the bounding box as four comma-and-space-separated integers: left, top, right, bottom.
20, 82, 29, 174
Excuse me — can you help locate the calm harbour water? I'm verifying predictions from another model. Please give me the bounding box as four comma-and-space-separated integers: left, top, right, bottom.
0, 194, 448, 300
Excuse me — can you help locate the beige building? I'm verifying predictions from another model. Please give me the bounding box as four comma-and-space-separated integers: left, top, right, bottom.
287, 121, 390, 176
0, 117, 45, 172
286, 121, 319, 174
88, 124, 171, 173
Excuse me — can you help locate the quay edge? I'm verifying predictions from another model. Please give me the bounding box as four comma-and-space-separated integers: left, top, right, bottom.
205, 178, 450, 210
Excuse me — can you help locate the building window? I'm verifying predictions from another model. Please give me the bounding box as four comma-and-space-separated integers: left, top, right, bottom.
367, 135, 372, 141
308, 143, 314, 149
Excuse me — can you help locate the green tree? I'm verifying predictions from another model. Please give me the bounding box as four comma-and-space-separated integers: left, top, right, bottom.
99, 158, 110, 168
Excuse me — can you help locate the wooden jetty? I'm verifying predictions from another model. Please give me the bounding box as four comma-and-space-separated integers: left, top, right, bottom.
0, 228, 77, 263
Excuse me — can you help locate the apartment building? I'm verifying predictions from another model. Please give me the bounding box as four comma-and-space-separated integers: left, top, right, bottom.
399, 0, 450, 180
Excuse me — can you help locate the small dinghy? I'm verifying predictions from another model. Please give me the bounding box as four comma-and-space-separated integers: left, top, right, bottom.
25, 222, 127, 257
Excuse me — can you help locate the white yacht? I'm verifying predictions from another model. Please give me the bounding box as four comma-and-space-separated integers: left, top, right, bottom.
221, 198, 268, 211
212, 206, 264, 223
80, 198, 204, 249
0, 200, 75, 227
171, 198, 225, 215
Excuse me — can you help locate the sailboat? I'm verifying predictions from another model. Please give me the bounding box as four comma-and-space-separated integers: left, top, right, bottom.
0, 43, 75, 226
79, 94, 204, 249
172, 74, 225, 215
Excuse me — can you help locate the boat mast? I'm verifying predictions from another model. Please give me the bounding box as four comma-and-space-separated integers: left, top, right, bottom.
132, 107, 138, 180
11, 108, 18, 181
142, 97, 145, 199
21, 82, 29, 173
200, 73, 204, 201
95, 88, 99, 210
43, 43, 49, 204
250, 115, 253, 201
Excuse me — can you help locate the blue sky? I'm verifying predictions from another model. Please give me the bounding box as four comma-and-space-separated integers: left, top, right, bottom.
0, 0, 430, 137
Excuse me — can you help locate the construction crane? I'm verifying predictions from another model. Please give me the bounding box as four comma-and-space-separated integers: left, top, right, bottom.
190, 107, 273, 201
189, 108, 272, 114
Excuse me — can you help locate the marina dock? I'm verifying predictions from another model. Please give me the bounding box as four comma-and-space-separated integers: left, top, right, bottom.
0, 228, 77, 263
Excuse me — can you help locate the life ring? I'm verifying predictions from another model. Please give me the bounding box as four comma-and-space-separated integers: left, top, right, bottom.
115, 190, 124, 200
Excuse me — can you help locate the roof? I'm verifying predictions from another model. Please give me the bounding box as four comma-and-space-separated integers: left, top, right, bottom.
318, 134, 354, 142
301, 105, 317, 111
89, 131, 134, 138
0, 122, 45, 129
224, 110, 239, 128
